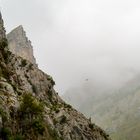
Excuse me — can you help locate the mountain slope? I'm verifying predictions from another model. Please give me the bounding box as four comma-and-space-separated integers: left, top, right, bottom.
0, 12, 111, 140
86, 76, 140, 140
63, 73, 140, 140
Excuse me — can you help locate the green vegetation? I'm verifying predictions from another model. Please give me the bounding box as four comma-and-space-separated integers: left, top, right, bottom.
19, 93, 44, 118
18, 93, 64, 140
0, 67, 2, 77
0, 93, 63, 140
50, 103, 63, 113
1, 128, 24, 140
0, 107, 8, 123
60, 115, 67, 124
0, 63, 14, 79
64, 103, 72, 109
18, 93, 45, 138
1, 127, 11, 140
31, 119, 45, 135
12, 134, 24, 140
47, 75, 55, 86
89, 123, 94, 129
0, 98, 8, 123
0, 38, 8, 49
21, 59, 27, 67
28, 63, 33, 70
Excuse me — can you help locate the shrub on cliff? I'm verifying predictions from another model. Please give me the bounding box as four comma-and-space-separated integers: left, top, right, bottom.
21, 59, 27, 67
18, 93, 45, 137
20, 93, 44, 116
0, 38, 8, 49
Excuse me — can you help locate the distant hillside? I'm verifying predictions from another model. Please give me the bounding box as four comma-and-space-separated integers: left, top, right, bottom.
63, 75, 140, 140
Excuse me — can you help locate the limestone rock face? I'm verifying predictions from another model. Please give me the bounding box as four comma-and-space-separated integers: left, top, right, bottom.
7, 25, 36, 64
0, 12, 6, 40
0, 12, 111, 140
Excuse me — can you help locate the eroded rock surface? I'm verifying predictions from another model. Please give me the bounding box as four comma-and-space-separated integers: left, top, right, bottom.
7, 25, 36, 64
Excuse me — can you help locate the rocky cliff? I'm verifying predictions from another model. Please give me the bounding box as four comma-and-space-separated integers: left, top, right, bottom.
7, 25, 36, 64
0, 12, 111, 140
0, 13, 6, 40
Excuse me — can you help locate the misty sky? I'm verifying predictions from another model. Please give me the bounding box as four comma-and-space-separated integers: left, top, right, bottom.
1, 0, 140, 94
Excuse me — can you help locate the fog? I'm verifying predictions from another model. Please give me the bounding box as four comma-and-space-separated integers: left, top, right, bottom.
1, 0, 140, 94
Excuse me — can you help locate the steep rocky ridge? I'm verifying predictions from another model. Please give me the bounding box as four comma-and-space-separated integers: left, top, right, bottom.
0, 12, 111, 140
0, 13, 6, 39
7, 25, 36, 64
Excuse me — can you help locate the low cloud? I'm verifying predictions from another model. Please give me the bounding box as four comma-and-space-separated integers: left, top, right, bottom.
1, 0, 140, 94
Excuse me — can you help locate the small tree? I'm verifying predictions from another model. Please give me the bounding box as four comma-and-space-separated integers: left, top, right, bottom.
19, 93, 45, 137
0, 38, 8, 49
21, 59, 27, 67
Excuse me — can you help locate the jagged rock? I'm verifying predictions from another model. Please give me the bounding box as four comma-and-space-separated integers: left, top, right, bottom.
0, 11, 111, 140
0, 12, 6, 40
7, 25, 36, 64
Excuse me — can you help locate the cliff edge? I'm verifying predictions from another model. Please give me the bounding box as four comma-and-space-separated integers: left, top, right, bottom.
7, 25, 36, 64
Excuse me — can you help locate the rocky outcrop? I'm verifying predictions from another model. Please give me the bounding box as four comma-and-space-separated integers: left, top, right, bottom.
0, 12, 6, 40
7, 25, 36, 64
0, 12, 111, 140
